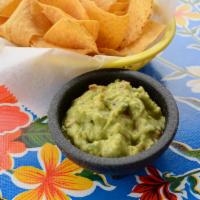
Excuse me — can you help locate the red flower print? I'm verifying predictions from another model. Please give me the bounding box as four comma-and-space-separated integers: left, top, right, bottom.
0, 105, 30, 133
0, 85, 17, 104
0, 130, 26, 171
130, 166, 178, 200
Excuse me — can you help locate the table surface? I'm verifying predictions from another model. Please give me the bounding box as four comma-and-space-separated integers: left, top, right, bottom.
1, 1, 200, 200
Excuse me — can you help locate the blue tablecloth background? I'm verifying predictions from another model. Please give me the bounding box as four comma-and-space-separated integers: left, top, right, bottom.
0, 0, 200, 199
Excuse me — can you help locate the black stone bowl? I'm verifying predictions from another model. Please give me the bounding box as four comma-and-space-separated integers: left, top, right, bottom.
48, 69, 179, 176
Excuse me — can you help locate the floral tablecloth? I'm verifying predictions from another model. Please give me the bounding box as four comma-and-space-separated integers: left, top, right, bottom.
0, 0, 200, 200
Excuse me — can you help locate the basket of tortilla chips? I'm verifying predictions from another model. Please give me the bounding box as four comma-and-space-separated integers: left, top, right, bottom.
0, 0, 176, 70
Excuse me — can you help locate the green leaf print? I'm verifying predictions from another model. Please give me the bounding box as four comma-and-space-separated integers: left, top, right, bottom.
177, 30, 192, 37
76, 169, 112, 188
192, 0, 200, 4
191, 26, 200, 35
169, 176, 186, 193
188, 44, 200, 51
162, 169, 200, 199
171, 141, 200, 163
179, 0, 190, 4
175, 96, 200, 111
162, 71, 187, 81
188, 175, 200, 198
19, 116, 54, 148
0, 191, 6, 200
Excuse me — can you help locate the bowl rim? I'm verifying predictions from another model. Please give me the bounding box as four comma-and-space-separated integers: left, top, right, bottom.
103, 19, 176, 68
48, 69, 179, 168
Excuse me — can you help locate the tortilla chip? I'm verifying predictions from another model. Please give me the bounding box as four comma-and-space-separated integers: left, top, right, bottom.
44, 17, 98, 53
120, 0, 153, 48
31, 0, 52, 33
120, 20, 166, 55
93, 0, 116, 11
39, 0, 89, 19
0, 0, 46, 46
80, 20, 99, 41
112, 11, 126, 16
99, 48, 125, 56
0, 17, 7, 25
117, 0, 129, 2
31, 37, 92, 54
37, 3, 99, 41
31, 36, 59, 47
109, 2, 128, 13
81, 0, 129, 49
153, 3, 163, 18
37, 1, 99, 41
0, 0, 22, 18
35, 1, 71, 24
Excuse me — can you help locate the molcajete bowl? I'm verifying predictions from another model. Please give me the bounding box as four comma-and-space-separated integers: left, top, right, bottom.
48, 69, 179, 176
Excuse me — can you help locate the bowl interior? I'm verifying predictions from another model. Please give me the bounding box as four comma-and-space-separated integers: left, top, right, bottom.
57, 70, 168, 136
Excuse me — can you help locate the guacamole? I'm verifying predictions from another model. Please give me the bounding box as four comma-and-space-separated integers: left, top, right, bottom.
62, 80, 165, 158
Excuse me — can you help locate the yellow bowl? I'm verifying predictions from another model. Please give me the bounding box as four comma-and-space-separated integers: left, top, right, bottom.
102, 19, 176, 71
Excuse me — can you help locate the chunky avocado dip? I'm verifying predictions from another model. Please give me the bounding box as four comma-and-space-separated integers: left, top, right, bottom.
62, 80, 165, 158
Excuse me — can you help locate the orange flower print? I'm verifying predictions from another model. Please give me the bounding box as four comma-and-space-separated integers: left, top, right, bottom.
13, 144, 93, 200
0, 86, 17, 104
0, 130, 26, 171
175, 4, 200, 27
